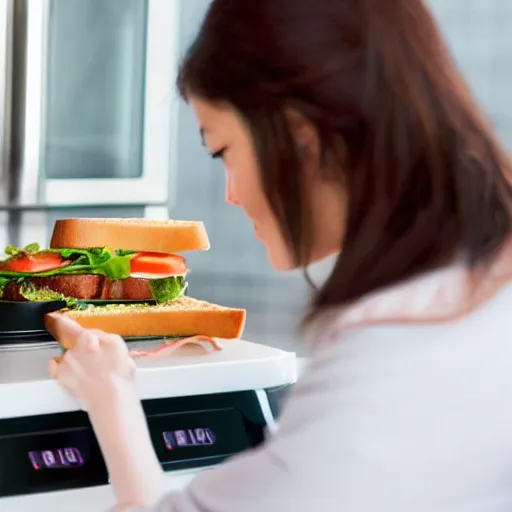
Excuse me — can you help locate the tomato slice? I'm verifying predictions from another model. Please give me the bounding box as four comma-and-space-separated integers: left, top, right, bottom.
0, 252, 71, 273
130, 252, 188, 277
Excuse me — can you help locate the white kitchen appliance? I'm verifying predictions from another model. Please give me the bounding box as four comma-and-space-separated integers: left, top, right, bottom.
0, 334, 296, 511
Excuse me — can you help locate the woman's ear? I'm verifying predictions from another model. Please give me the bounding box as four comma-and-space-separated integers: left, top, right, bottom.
285, 108, 321, 169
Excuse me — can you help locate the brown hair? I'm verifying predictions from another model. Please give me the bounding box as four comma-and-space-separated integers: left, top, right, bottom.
178, 0, 512, 319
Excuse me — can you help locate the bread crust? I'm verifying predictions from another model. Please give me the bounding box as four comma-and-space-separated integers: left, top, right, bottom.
50, 218, 210, 253
45, 297, 246, 346
2, 276, 152, 301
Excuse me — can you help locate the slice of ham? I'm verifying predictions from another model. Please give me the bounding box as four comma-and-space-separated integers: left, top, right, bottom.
129, 335, 222, 359
51, 335, 222, 367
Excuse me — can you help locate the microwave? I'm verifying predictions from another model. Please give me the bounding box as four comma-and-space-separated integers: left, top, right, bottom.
0, 0, 179, 209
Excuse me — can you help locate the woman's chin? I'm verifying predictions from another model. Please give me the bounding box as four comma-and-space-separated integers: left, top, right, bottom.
266, 248, 297, 272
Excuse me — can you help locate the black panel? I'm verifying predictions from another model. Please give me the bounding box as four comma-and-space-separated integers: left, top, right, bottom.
0, 390, 272, 498
0, 300, 66, 335
0, 410, 107, 498
148, 408, 251, 472
142, 390, 268, 472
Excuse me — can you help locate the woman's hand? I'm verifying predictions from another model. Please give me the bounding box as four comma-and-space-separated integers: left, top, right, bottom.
49, 316, 136, 411
49, 316, 166, 506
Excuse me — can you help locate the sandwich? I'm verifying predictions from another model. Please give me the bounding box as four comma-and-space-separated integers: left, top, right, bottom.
0, 218, 246, 341
0, 218, 207, 302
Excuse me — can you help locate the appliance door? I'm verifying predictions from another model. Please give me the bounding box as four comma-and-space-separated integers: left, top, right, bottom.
0, 470, 200, 512
7, 0, 179, 208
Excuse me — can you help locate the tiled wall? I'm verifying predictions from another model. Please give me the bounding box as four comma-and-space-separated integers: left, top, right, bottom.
428, 0, 512, 150
170, 0, 512, 353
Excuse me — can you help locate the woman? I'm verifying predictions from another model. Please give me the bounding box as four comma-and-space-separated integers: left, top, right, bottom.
51, 0, 512, 510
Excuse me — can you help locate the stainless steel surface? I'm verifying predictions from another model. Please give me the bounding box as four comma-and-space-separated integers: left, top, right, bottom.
0, 0, 47, 209
0, 341, 59, 352
0, 330, 58, 352
19, 0, 47, 206
43, 0, 179, 206
0, 0, 13, 207
0, 0, 177, 209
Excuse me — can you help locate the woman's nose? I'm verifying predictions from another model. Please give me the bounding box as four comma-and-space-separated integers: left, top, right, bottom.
225, 181, 240, 206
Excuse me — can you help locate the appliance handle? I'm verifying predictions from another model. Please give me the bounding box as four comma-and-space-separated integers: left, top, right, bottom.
9, 0, 48, 207
0, 0, 14, 207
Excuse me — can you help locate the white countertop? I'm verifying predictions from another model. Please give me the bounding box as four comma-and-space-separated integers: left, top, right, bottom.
1, 469, 200, 512
0, 339, 298, 419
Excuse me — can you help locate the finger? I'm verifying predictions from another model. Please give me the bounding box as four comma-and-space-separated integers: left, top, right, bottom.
88, 329, 119, 347
51, 357, 80, 394
84, 333, 100, 353
72, 330, 101, 354
47, 314, 88, 350
88, 329, 108, 336
62, 349, 86, 377
89, 329, 128, 354
48, 358, 59, 379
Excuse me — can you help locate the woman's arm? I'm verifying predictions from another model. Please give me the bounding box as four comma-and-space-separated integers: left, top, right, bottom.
88, 381, 167, 508
102, 353, 336, 512
48, 317, 168, 508
48, 315, 327, 511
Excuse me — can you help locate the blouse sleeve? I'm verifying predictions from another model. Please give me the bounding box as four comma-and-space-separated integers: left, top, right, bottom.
118, 318, 512, 512
120, 347, 346, 512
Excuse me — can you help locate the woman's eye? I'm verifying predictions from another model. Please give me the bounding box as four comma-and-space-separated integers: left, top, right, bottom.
210, 148, 226, 159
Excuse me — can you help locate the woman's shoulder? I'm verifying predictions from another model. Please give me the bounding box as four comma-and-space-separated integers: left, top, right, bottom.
295, 276, 512, 431
313, 243, 512, 348
303, 257, 512, 391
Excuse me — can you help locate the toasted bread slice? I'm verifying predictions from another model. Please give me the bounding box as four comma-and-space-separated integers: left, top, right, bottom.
50, 218, 210, 253
45, 296, 246, 347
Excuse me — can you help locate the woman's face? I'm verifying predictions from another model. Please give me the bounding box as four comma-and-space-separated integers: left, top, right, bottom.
189, 96, 345, 270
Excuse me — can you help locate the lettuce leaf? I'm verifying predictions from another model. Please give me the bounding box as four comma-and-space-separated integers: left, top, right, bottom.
149, 276, 188, 304
4, 243, 40, 256
96, 254, 133, 280
0, 276, 10, 299
18, 283, 78, 307
48, 247, 114, 266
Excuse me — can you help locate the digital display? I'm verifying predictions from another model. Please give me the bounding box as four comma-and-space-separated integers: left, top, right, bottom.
28, 447, 85, 470
163, 428, 216, 450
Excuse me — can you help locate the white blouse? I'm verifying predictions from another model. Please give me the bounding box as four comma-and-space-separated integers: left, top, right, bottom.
129, 243, 512, 511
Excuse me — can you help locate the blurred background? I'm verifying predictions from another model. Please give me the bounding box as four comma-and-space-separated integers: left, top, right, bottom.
0, 0, 510, 354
